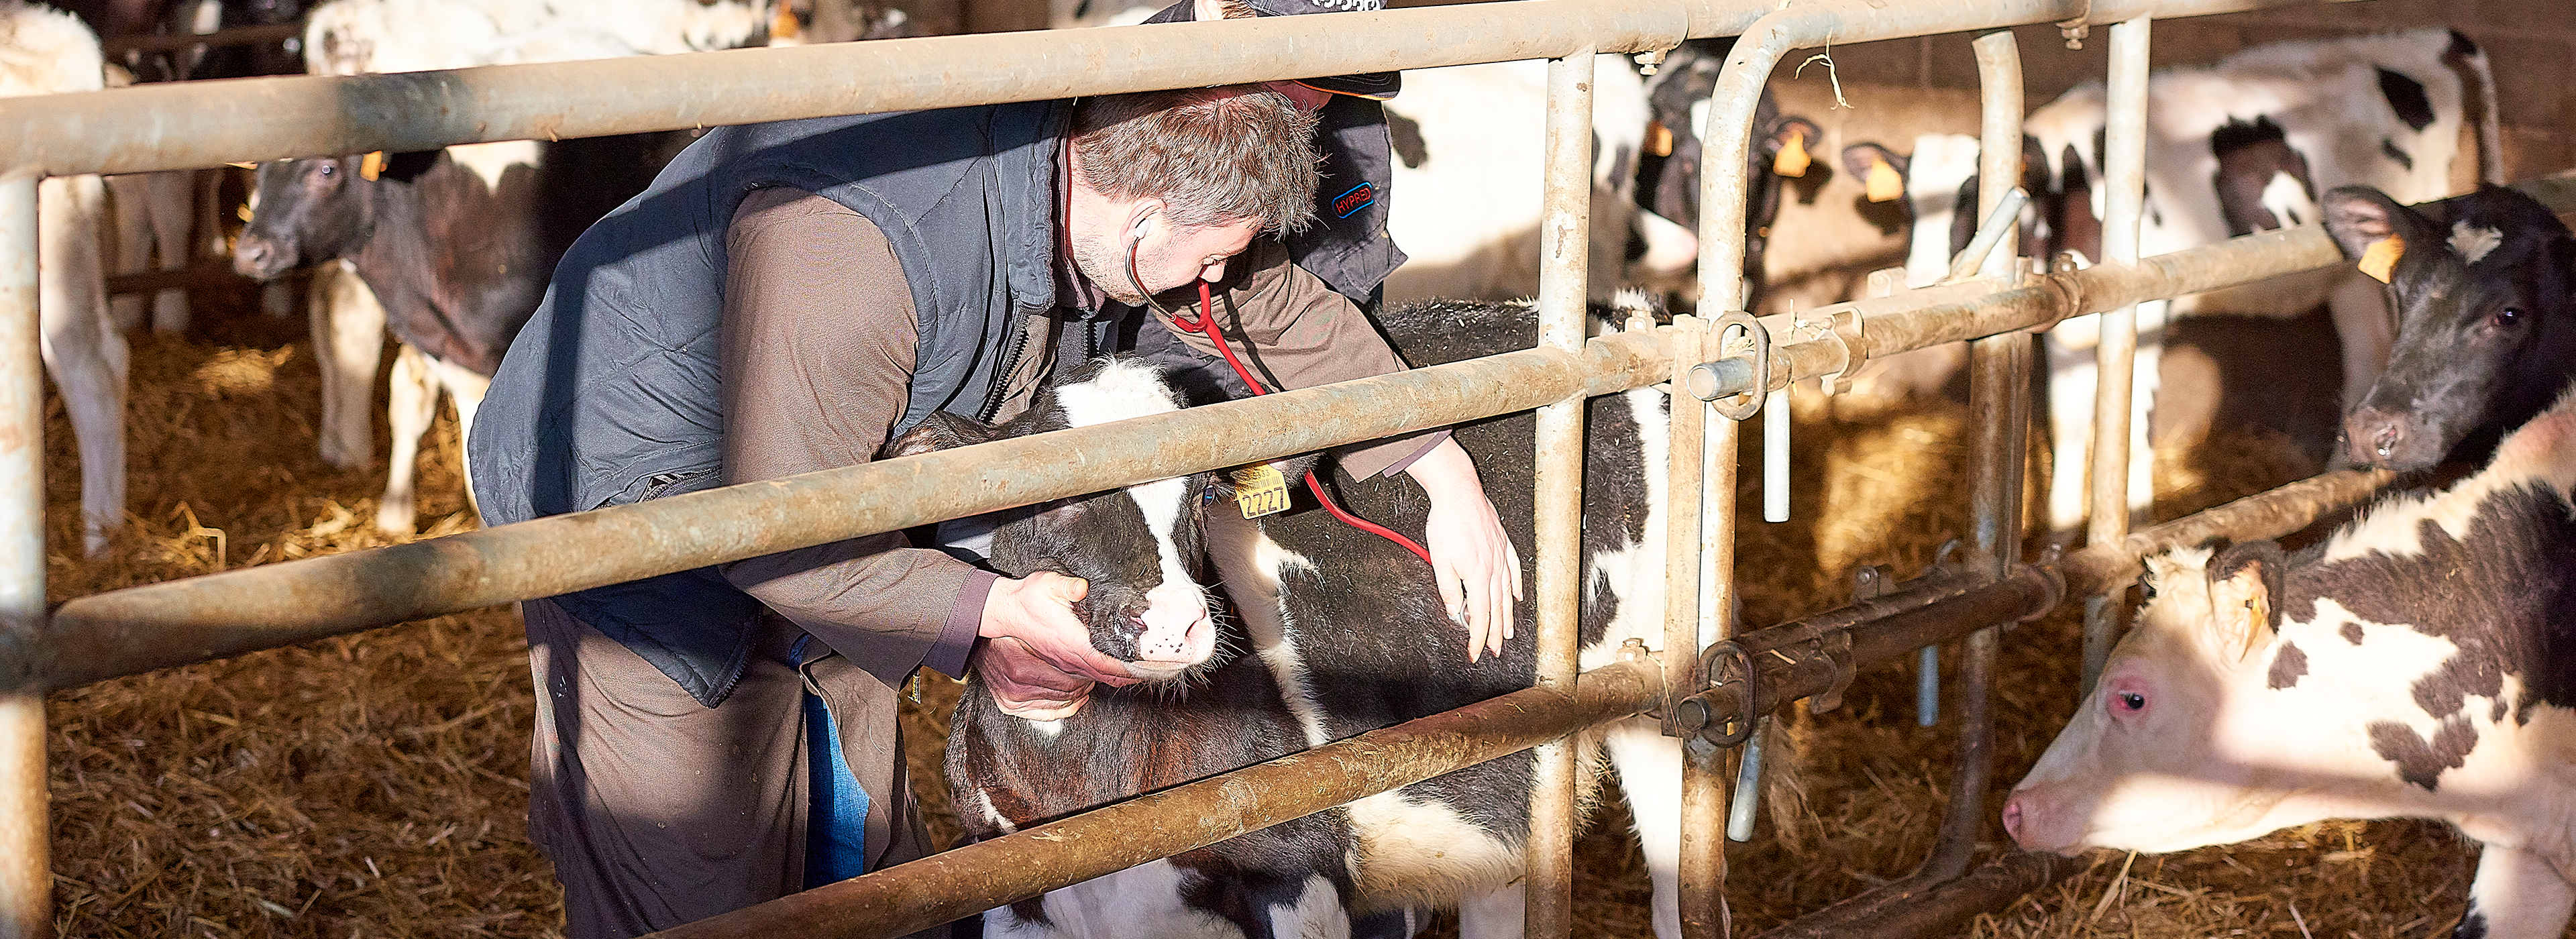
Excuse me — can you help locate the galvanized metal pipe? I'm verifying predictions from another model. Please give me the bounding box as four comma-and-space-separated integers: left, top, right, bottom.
1752, 851, 2082, 939
647, 656, 1667, 939
2061, 467, 2393, 600
1526, 50, 1595, 939
1662, 317, 1728, 938
3, 1, 1756, 177
2082, 15, 2155, 696
1917, 27, 2028, 887
0, 171, 48, 939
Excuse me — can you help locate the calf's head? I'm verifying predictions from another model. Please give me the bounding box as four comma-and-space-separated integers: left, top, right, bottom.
232, 152, 431, 280
2004, 542, 2296, 855
2324, 184, 2576, 471
888, 360, 1292, 683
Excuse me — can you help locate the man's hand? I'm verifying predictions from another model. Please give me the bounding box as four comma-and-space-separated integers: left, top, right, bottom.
975, 571, 1137, 717
1405, 438, 1523, 661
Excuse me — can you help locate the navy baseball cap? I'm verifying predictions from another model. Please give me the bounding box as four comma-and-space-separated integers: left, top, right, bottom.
1143, 0, 1400, 99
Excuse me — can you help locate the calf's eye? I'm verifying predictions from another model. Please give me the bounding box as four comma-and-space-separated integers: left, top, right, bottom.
2116, 692, 2146, 712
2495, 307, 2524, 327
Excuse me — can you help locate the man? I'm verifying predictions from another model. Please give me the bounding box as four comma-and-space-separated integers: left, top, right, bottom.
468, 79, 1517, 936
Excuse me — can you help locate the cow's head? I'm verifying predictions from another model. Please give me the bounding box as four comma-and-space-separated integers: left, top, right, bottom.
231, 152, 431, 280
2325, 184, 2576, 471
888, 359, 1302, 684
1839, 134, 2054, 288
2004, 541, 2293, 854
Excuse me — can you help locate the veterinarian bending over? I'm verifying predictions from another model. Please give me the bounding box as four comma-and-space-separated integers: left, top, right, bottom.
466, 81, 1516, 938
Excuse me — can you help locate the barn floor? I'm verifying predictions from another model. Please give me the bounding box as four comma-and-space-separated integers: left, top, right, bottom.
41, 286, 2495, 938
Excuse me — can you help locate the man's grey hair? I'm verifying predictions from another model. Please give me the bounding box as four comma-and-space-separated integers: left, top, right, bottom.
1071, 86, 1320, 234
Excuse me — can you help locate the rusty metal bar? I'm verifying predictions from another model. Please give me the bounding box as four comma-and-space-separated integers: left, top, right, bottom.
1526, 48, 1596, 939
2082, 15, 2155, 696
645, 655, 1666, 939
2061, 467, 2393, 599
0, 171, 49, 939
1911, 27, 2030, 889
4, 1, 1751, 177
1663, 315, 1725, 939
1752, 850, 2083, 939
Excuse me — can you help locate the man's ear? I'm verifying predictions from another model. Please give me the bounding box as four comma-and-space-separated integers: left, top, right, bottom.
2206, 540, 2287, 660
881, 412, 1004, 459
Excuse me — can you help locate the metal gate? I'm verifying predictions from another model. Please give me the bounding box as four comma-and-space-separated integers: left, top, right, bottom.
0, 0, 2534, 936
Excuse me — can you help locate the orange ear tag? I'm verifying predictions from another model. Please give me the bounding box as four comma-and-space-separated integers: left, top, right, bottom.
1234, 465, 1288, 518
359, 151, 386, 182
1646, 121, 1673, 158
1772, 129, 1811, 178
1864, 158, 1903, 203
2358, 234, 2404, 284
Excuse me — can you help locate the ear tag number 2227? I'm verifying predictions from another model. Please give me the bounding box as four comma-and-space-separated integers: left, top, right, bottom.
1234, 465, 1289, 518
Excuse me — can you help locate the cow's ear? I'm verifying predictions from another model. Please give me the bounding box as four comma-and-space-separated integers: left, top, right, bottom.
2323, 186, 2442, 282
1768, 117, 1822, 178
882, 412, 1004, 459
1839, 143, 1906, 203
2206, 540, 2287, 659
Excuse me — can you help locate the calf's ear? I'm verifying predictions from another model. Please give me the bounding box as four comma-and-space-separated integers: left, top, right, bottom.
2206, 541, 2288, 659
881, 412, 1004, 459
2322, 186, 2418, 264
1839, 143, 1906, 203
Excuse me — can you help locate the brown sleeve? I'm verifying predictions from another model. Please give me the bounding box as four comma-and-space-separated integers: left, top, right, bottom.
715, 187, 986, 684
1164, 237, 1448, 479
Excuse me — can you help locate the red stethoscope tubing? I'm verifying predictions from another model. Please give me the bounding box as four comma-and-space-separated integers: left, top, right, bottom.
1167, 278, 1433, 566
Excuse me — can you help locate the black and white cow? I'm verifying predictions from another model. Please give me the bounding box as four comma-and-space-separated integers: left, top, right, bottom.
1839, 27, 2502, 538
1627, 36, 1822, 312
2322, 183, 2576, 472
6, 0, 128, 555
2004, 383, 2576, 939
906, 299, 1693, 938
233, 131, 688, 533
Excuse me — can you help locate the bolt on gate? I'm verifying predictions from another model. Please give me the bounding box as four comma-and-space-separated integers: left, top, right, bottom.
0, 0, 2553, 936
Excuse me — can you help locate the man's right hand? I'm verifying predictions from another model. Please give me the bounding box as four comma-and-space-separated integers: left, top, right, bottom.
976, 571, 1137, 718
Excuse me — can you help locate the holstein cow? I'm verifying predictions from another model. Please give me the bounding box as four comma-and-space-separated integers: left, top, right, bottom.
2003, 385, 2576, 938
915, 298, 1699, 938
1843, 27, 2501, 539
2323, 183, 2576, 473
233, 133, 688, 533
3, 0, 129, 555
1625, 36, 1823, 312
1379, 55, 1670, 303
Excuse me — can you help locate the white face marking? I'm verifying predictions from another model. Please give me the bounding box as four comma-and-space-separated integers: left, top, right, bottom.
2451, 221, 2504, 265
443, 140, 544, 193
2257, 170, 2315, 230
1900, 134, 1981, 288
1051, 362, 1212, 671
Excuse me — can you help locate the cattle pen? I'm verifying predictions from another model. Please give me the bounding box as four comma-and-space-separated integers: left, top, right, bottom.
0, 0, 2565, 937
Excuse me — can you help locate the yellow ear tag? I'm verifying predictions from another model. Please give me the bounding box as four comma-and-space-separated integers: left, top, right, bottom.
2358, 234, 2404, 284
1772, 129, 1811, 178
359, 151, 386, 182
771, 4, 799, 40
1864, 158, 1903, 203
1646, 121, 1673, 158
1234, 465, 1289, 519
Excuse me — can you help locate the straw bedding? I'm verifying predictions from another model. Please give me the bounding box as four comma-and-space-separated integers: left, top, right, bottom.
48, 295, 2479, 938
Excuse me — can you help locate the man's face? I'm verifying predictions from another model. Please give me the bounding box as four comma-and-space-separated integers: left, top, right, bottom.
1073, 211, 1263, 306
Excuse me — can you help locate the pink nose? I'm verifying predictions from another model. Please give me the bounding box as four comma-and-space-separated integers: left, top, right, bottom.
1132, 586, 1210, 663
2001, 794, 2027, 846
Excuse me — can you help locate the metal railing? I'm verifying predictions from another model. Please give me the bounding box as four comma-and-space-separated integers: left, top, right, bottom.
0, 0, 2480, 936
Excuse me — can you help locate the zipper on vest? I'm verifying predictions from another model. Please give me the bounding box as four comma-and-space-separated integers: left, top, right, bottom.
977, 309, 1035, 423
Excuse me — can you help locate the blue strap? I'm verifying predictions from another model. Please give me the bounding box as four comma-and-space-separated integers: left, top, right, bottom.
803, 689, 872, 887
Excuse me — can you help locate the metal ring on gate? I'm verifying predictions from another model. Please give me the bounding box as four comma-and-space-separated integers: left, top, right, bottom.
1693, 639, 1758, 748
1707, 311, 1770, 422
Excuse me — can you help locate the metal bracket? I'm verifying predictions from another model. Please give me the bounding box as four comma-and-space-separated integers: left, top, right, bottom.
1803, 630, 1858, 715
1697, 311, 1770, 421
1680, 640, 1756, 749
1818, 307, 1868, 396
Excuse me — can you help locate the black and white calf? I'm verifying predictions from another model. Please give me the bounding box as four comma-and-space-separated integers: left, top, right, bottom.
2004, 384, 2576, 938
2322, 184, 2576, 472
233, 132, 684, 533
907, 300, 1692, 938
